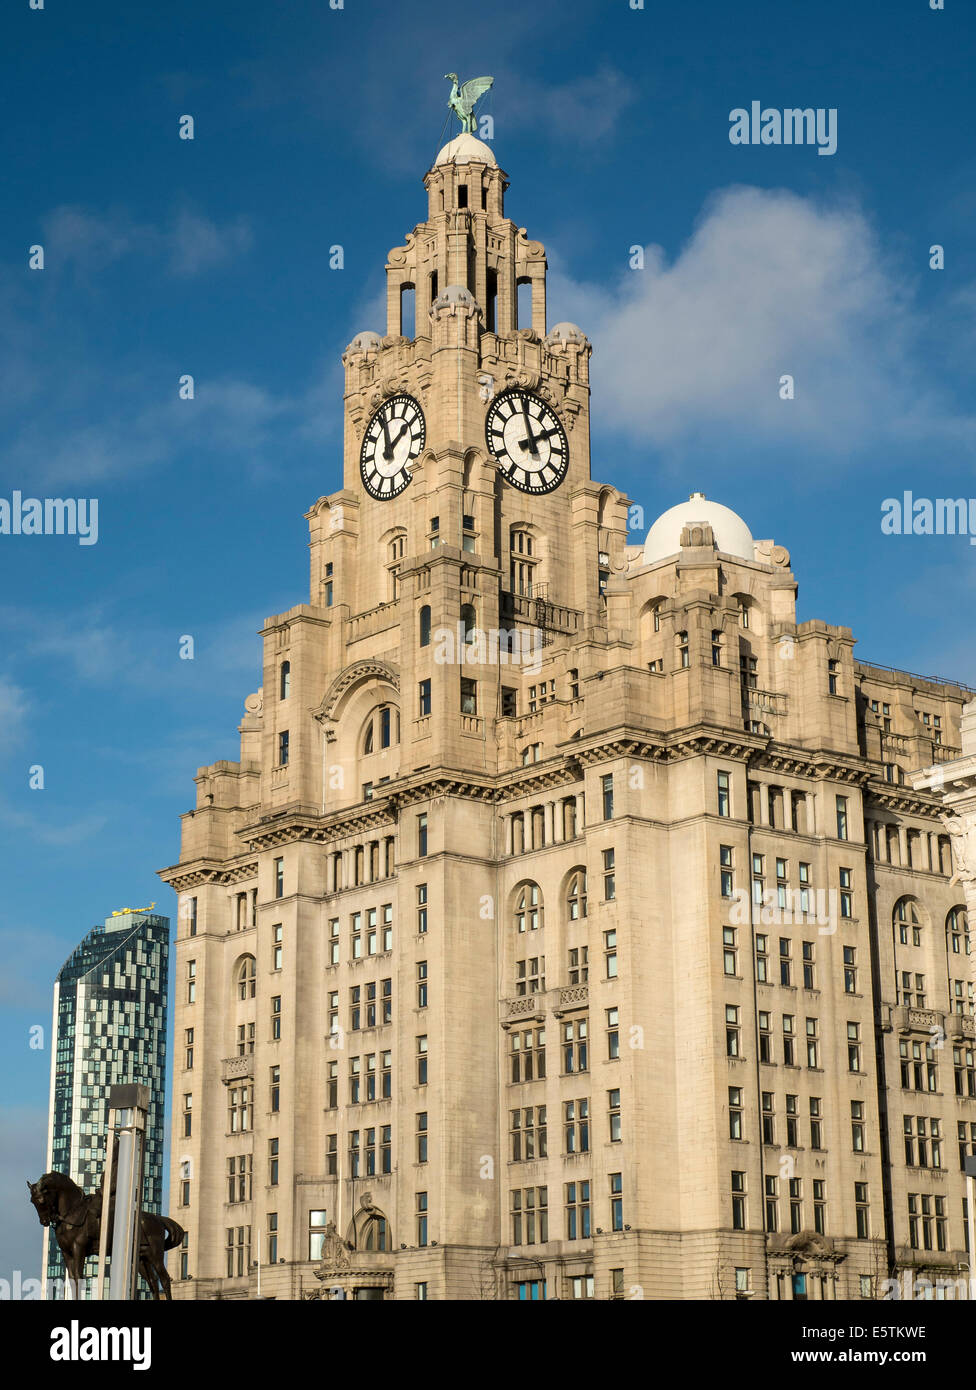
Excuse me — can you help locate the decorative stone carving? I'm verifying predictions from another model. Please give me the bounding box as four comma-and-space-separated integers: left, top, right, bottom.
315, 660, 401, 726
942, 810, 976, 887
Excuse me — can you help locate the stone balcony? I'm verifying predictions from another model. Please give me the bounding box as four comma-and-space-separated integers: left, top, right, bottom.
221, 1054, 255, 1084
883, 1004, 975, 1040
502, 984, 589, 1024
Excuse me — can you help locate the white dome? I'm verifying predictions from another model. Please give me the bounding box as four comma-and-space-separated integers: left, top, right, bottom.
433, 133, 497, 168
643, 493, 754, 564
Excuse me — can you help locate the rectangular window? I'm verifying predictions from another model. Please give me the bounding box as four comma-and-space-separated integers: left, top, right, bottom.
510, 1027, 547, 1082
731, 1171, 746, 1230
416, 1034, 428, 1085
601, 773, 614, 820
806, 1017, 819, 1069
723, 927, 738, 977
562, 1017, 588, 1073
852, 1106, 864, 1157
726, 1005, 740, 1058
419, 679, 431, 716
782, 1014, 795, 1067
274, 857, 284, 899
607, 1089, 621, 1143
460, 677, 477, 715
418, 814, 428, 857
609, 1172, 623, 1231
603, 848, 616, 901
278, 730, 289, 766
604, 929, 617, 978
565, 1181, 591, 1241
843, 945, 857, 993
416, 1112, 428, 1164
606, 1006, 619, 1060
720, 844, 734, 898
836, 796, 849, 841
729, 1086, 743, 1140
717, 771, 731, 817
802, 940, 815, 990
417, 960, 428, 1008
563, 1098, 589, 1154
755, 933, 768, 983
417, 882, 428, 934
854, 1183, 870, 1239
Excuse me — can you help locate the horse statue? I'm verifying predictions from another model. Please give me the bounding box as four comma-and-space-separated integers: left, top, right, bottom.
28, 1170, 185, 1300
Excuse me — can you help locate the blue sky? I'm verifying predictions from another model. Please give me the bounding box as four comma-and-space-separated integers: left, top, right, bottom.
2, 0, 975, 1280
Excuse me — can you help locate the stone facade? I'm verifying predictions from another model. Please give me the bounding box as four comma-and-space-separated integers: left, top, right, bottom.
158, 134, 976, 1300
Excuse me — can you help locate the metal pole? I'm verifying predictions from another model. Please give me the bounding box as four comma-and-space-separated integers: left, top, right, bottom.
106, 1084, 149, 1301
95, 1111, 117, 1300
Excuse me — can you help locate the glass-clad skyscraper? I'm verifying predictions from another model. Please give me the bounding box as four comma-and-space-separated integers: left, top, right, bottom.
43, 908, 169, 1297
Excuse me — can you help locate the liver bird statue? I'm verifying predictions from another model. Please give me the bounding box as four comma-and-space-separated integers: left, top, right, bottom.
444, 73, 493, 134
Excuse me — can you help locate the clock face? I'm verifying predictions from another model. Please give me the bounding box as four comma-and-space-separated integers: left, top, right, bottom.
360, 394, 426, 499
485, 390, 569, 494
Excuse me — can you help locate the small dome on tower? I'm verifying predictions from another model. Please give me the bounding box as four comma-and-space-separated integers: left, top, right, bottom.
643, 492, 755, 564
431, 284, 478, 313
433, 133, 497, 168
344, 330, 383, 356
545, 322, 588, 348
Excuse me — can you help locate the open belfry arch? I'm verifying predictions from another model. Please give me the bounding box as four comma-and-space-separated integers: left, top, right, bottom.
159, 78, 975, 1302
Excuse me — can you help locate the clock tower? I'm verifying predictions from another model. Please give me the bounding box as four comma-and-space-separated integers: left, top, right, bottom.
307, 130, 628, 757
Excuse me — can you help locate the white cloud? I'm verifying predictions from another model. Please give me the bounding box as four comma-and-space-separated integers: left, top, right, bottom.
549, 185, 976, 456
39, 205, 253, 279
170, 210, 253, 277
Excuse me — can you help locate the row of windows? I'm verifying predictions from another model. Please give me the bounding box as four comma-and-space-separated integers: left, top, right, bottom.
729, 930, 860, 992
508, 1091, 622, 1159
510, 1176, 625, 1244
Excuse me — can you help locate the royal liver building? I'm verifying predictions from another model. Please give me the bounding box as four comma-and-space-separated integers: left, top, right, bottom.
159, 118, 976, 1300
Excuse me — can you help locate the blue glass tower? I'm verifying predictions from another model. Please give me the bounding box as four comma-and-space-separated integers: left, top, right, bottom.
43, 908, 169, 1297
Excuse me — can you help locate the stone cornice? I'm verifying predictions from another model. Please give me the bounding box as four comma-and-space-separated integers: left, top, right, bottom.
157, 858, 258, 893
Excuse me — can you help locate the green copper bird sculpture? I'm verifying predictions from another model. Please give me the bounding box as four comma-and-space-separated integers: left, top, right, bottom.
444, 72, 494, 134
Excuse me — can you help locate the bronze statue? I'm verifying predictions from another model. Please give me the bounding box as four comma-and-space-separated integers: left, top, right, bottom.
444, 73, 493, 135
28, 1170, 184, 1300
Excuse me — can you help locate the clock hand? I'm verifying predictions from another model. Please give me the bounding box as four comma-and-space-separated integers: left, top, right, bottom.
390, 422, 410, 450
381, 411, 394, 461
518, 428, 560, 452
519, 405, 541, 456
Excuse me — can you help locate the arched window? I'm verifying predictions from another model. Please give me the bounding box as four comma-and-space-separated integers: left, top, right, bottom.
363, 1216, 389, 1251
893, 897, 923, 947
363, 721, 374, 754
514, 882, 542, 933
460, 604, 476, 644
567, 869, 587, 920
419, 606, 431, 648
947, 906, 970, 956
279, 661, 290, 699
237, 956, 256, 1001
